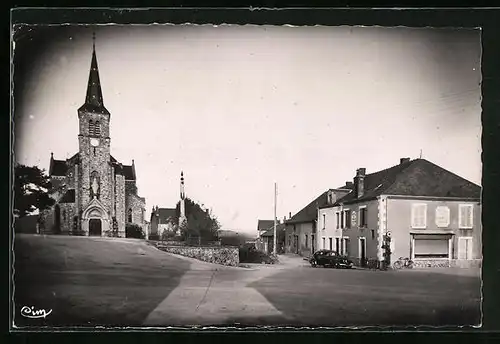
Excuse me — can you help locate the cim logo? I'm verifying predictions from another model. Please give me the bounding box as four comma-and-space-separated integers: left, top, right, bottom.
20, 306, 52, 319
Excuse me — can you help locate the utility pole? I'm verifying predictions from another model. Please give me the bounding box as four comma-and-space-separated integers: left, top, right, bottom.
273, 182, 277, 255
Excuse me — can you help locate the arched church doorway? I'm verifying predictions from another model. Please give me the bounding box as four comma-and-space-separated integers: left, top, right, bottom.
89, 218, 102, 236
54, 205, 61, 234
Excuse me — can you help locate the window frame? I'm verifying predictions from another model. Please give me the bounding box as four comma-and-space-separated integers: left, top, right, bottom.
128, 208, 133, 223
344, 209, 351, 229
411, 203, 428, 229
458, 204, 474, 229
458, 236, 473, 260
359, 205, 367, 228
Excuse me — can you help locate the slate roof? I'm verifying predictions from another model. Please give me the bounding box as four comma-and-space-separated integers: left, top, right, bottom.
152, 208, 177, 224
50, 159, 68, 176
285, 183, 354, 224
50, 154, 136, 180
59, 189, 76, 203
335, 158, 481, 205
122, 165, 135, 181
77, 42, 110, 116
257, 220, 275, 232
286, 191, 330, 224
260, 223, 286, 237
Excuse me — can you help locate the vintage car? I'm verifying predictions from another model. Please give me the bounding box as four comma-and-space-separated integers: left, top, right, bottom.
309, 249, 354, 269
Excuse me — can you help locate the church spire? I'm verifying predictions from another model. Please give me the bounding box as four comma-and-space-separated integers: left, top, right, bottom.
80, 31, 109, 115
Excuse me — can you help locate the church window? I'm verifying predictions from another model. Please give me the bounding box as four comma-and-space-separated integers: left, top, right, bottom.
62, 210, 66, 221
128, 208, 133, 223
94, 121, 101, 136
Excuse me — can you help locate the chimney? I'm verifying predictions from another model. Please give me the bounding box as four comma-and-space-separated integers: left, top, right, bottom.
400, 157, 410, 165
345, 181, 354, 189
283, 216, 286, 223
354, 168, 366, 199
289, 212, 292, 219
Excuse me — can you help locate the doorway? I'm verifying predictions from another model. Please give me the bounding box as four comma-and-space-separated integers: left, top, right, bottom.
89, 218, 102, 236
359, 237, 366, 267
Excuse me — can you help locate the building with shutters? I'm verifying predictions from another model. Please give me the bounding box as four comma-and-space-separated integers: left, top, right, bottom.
39, 36, 146, 237
317, 157, 482, 268
284, 185, 353, 256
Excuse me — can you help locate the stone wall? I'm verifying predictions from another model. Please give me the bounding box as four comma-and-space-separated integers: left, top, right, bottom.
126, 191, 146, 226
412, 259, 450, 268
115, 174, 126, 237
155, 243, 239, 267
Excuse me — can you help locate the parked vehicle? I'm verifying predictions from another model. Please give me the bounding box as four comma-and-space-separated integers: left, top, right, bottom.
392, 257, 414, 270
309, 249, 353, 269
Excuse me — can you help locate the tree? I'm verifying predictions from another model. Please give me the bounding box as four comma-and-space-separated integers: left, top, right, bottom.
125, 223, 145, 239
171, 198, 221, 243
14, 164, 55, 217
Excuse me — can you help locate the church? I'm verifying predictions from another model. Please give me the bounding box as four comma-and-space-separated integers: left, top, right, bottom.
40, 37, 146, 237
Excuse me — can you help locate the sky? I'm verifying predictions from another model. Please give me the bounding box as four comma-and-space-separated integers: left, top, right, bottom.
13, 25, 482, 235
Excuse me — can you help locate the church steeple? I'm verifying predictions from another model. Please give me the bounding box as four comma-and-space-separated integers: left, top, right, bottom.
79, 32, 109, 115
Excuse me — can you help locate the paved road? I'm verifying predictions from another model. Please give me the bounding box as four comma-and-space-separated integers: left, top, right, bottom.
14, 234, 191, 327
13, 235, 481, 328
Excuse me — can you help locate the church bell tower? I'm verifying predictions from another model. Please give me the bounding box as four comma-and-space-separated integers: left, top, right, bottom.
77, 33, 113, 235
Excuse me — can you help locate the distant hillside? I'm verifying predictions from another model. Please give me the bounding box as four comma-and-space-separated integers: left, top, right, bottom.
218, 229, 257, 246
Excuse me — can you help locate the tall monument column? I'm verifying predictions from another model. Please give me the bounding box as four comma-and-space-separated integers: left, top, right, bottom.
178, 171, 187, 236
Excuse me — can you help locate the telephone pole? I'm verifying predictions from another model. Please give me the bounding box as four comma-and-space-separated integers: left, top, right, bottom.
273, 182, 277, 255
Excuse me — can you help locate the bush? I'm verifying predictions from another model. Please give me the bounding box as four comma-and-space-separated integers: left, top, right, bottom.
239, 243, 279, 264
126, 224, 145, 239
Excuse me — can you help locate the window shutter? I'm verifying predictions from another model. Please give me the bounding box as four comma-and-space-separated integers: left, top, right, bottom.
467, 239, 473, 259
459, 205, 474, 228
467, 206, 473, 228
412, 204, 427, 228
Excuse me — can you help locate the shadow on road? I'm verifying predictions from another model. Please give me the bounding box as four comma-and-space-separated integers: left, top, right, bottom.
13, 235, 191, 328
248, 266, 481, 327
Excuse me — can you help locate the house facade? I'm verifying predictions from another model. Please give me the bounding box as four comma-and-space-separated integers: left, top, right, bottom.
259, 222, 286, 254
149, 206, 176, 240
318, 158, 481, 268
285, 185, 352, 256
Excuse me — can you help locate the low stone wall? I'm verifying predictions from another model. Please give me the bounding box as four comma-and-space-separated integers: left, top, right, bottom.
352, 258, 482, 270
412, 259, 450, 268
410, 259, 482, 269
155, 243, 239, 267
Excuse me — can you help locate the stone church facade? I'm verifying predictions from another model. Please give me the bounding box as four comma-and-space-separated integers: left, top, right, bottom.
40, 39, 146, 237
